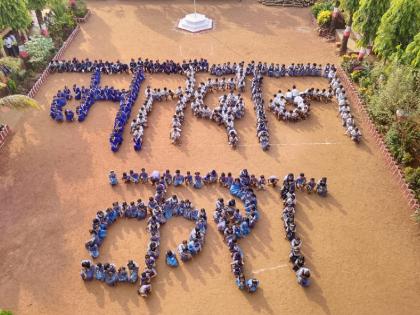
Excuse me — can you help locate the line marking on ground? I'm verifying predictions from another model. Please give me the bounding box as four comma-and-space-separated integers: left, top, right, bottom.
251, 264, 288, 274
238, 141, 343, 147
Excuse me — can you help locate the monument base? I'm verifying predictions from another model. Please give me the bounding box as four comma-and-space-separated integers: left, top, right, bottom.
178, 13, 213, 33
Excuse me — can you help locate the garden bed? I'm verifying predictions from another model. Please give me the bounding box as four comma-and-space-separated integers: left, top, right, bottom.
336, 66, 419, 211
26, 25, 80, 98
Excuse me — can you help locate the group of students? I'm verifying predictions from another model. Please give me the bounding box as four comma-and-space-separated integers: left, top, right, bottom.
129, 66, 197, 149
49, 58, 361, 150
209, 61, 325, 79
268, 85, 332, 122
111, 168, 222, 189
110, 69, 145, 152
49, 58, 130, 74
251, 72, 270, 150
242, 61, 333, 78
329, 77, 362, 143
130, 58, 210, 75
280, 173, 313, 287
191, 83, 244, 148
49, 69, 114, 122
115, 167, 261, 292
139, 183, 208, 297
80, 260, 140, 285
109, 168, 304, 194
170, 68, 196, 144
213, 169, 261, 292
84, 199, 148, 260
101, 168, 330, 291
82, 170, 209, 297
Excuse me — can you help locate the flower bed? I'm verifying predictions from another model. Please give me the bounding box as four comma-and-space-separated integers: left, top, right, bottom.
27, 25, 81, 98
336, 66, 419, 212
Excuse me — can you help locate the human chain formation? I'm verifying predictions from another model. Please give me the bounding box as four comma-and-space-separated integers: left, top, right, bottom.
48, 58, 361, 151
80, 169, 328, 296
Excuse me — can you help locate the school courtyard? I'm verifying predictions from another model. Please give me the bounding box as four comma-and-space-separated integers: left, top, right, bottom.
0, 0, 419, 314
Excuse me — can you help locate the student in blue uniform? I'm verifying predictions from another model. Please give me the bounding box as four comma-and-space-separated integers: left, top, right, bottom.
81, 260, 95, 281
185, 171, 193, 186
246, 278, 259, 292
108, 170, 118, 185
166, 250, 179, 267
173, 170, 184, 186
193, 172, 203, 189
139, 168, 148, 183
306, 177, 316, 193
316, 177, 328, 197
128, 260, 139, 283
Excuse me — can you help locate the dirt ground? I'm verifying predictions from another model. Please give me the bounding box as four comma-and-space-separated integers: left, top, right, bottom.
1, 1, 419, 314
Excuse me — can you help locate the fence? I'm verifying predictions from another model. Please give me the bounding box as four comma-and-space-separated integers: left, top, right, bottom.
337, 66, 419, 211
0, 124, 10, 149
75, 9, 91, 23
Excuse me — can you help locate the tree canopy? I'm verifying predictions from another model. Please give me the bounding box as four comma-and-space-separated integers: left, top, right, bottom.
0, 0, 32, 31
340, 0, 360, 18
374, 0, 420, 60
27, 0, 48, 10
401, 32, 420, 69
353, 0, 390, 47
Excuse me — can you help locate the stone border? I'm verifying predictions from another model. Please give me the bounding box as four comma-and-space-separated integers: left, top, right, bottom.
27, 25, 81, 98
337, 66, 419, 211
75, 9, 91, 23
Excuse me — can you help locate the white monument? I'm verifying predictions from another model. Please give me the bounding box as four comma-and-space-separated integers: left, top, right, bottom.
178, 0, 213, 32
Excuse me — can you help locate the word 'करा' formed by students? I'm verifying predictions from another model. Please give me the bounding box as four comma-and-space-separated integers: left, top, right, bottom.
81, 168, 328, 296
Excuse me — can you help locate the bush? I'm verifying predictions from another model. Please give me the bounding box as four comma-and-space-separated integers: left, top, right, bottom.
16, 69, 27, 81
24, 35, 55, 70
47, 10, 76, 44
350, 69, 369, 83
0, 95, 41, 109
385, 121, 420, 164
0, 310, 13, 315
368, 62, 420, 131
71, 0, 88, 18
317, 10, 332, 27
311, 1, 334, 18
7, 79, 17, 94
0, 57, 23, 77
341, 54, 360, 73
404, 167, 420, 200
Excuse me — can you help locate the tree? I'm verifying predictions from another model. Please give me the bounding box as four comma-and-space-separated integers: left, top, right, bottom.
353, 0, 390, 47
339, 0, 360, 55
48, 0, 68, 17
0, 95, 40, 109
403, 33, 420, 69
0, 0, 32, 31
27, 0, 48, 27
374, 0, 420, 60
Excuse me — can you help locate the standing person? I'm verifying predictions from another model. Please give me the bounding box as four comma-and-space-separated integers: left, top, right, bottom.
9, 34, 19, 57
3, 36, 13, 56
